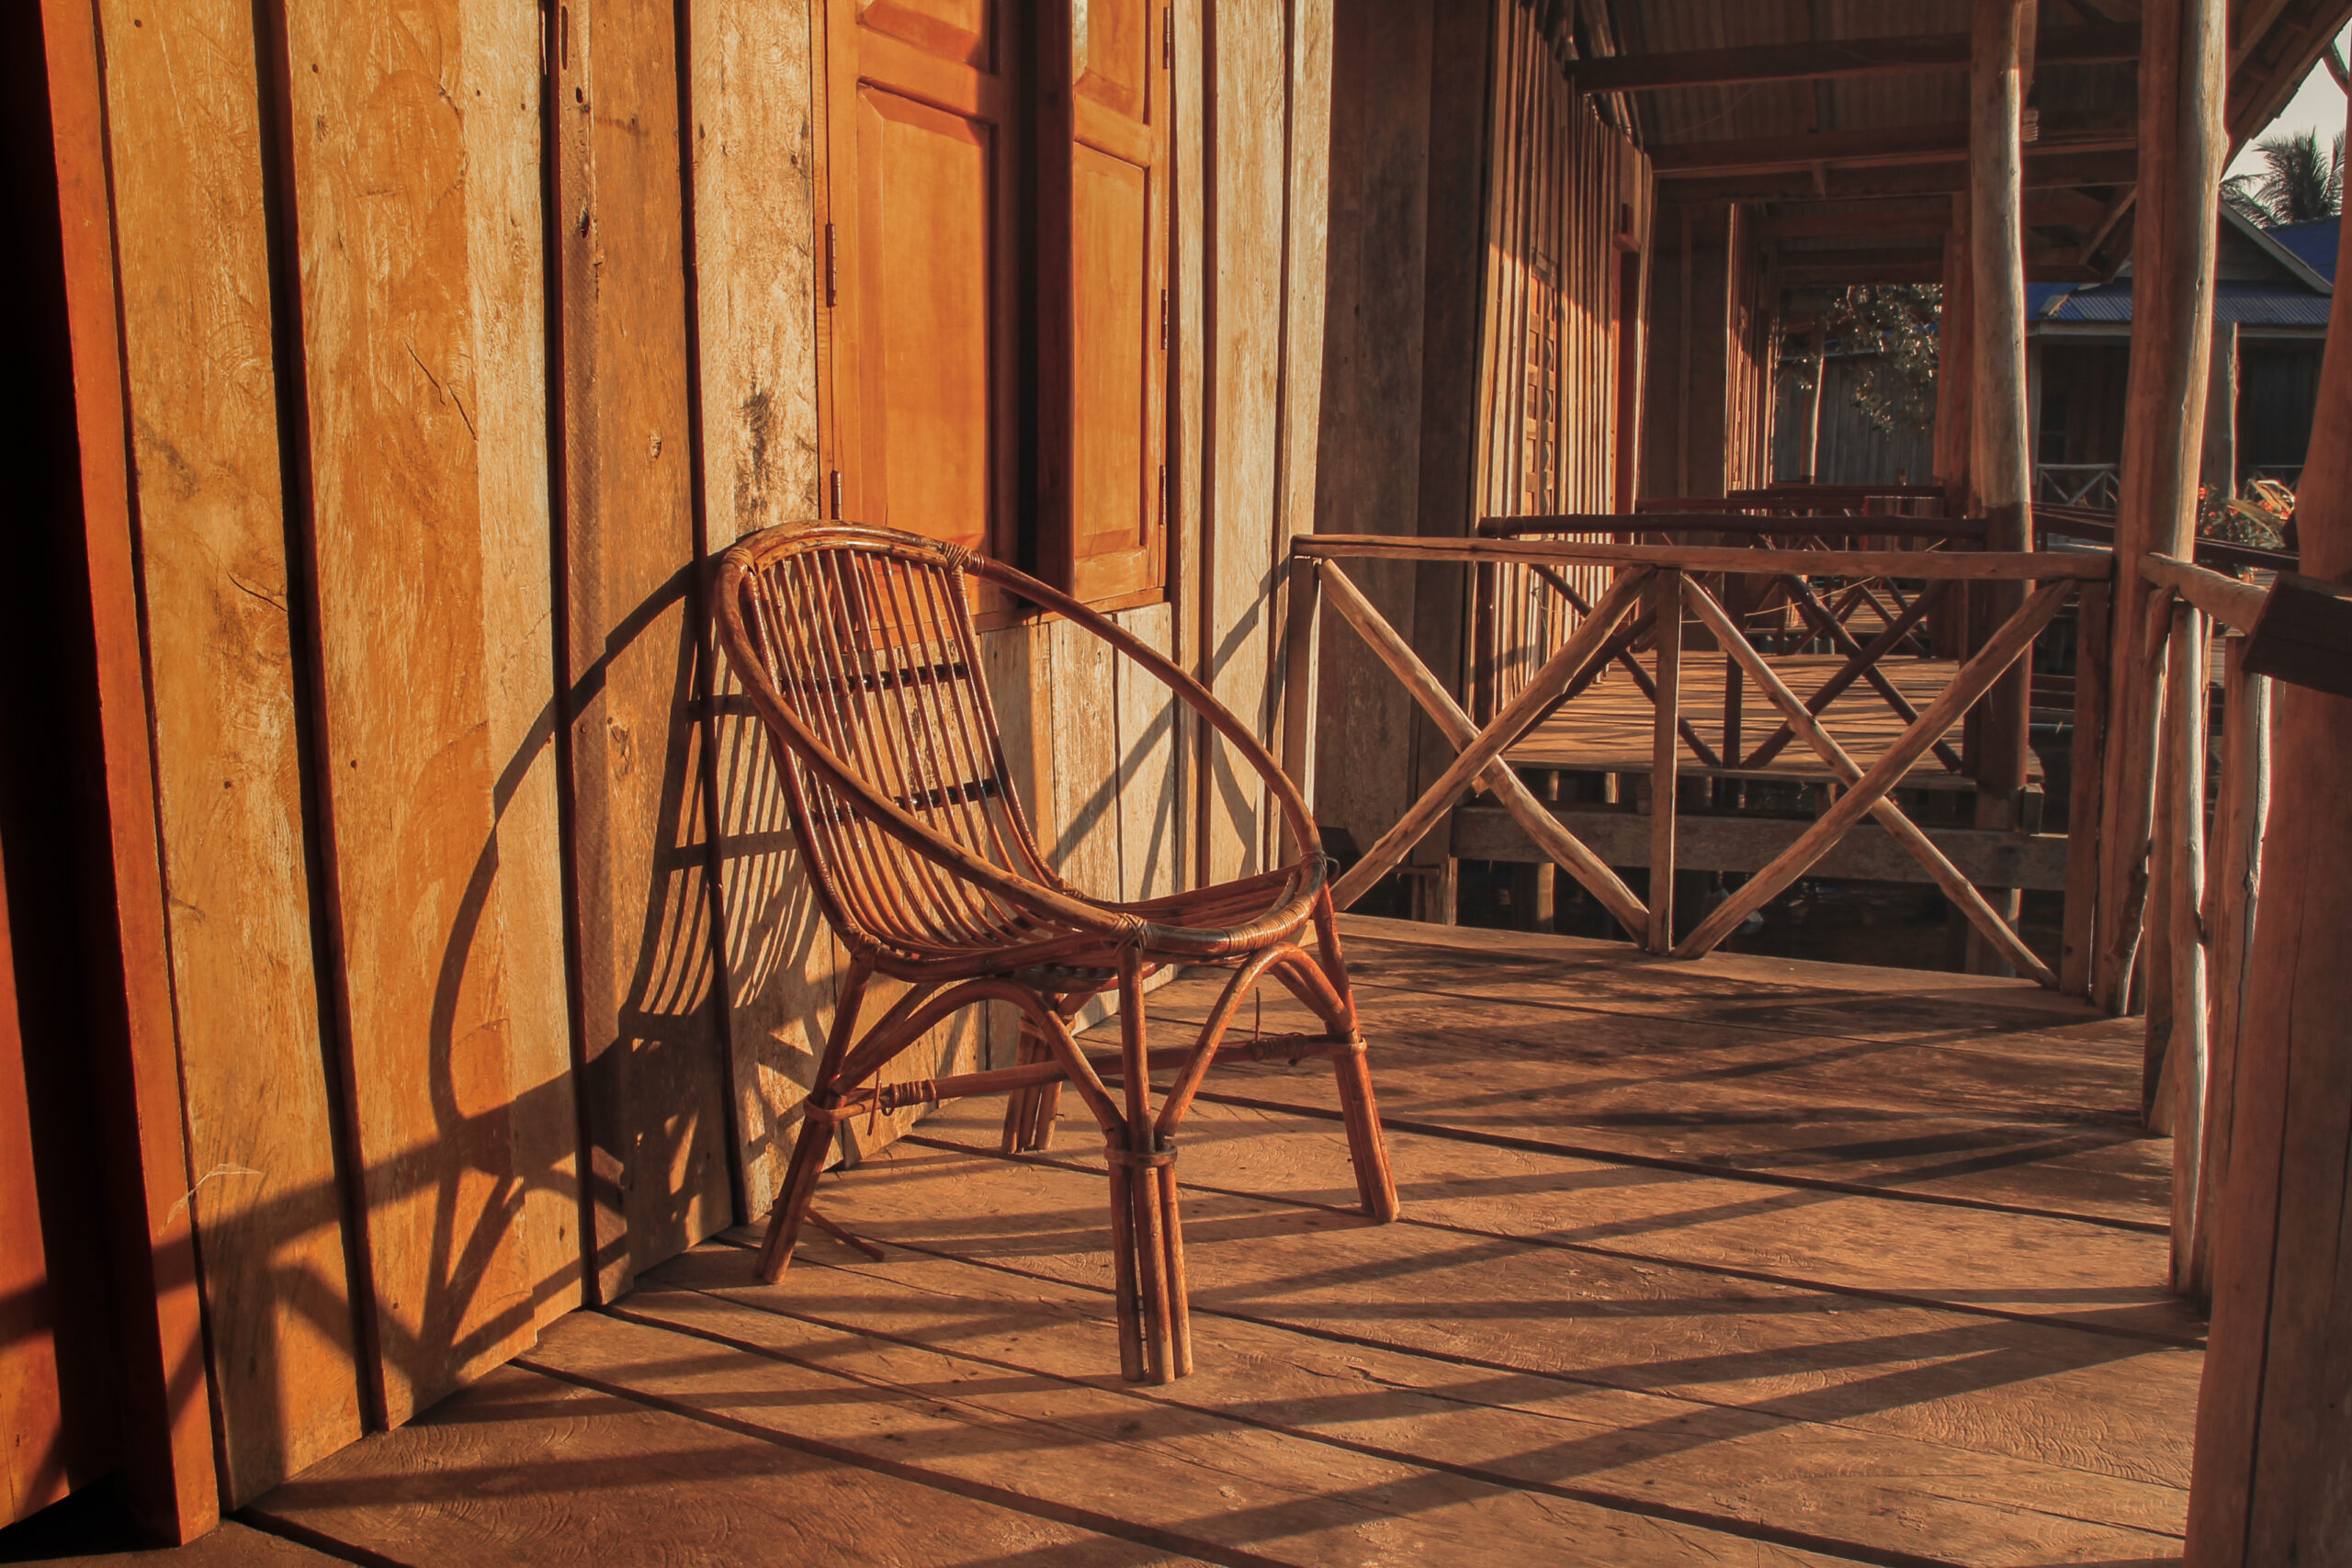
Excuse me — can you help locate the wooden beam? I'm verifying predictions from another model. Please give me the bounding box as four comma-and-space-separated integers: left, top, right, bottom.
1453, 803, 2074, 889
1294, 536, 2113, 579
1567, 24, 2139, 94
1651, 116, 2135, 178
1756, 199, 2105, 239
1659, 148, 2140, 205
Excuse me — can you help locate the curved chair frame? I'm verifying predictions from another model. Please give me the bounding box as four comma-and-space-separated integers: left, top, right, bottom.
713, 523, 1397, 1382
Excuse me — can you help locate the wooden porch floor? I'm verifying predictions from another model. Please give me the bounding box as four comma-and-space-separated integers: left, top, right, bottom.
1507, 651, 2050, 785
130, 918, 2192, 1568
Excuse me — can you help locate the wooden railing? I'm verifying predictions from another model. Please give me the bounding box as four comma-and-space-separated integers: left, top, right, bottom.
1283, 533, 2107, 982
2130, 551, 2275, 1302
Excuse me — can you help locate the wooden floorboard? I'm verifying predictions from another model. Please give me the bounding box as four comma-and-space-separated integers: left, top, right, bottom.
22, 1522, 347, 1568
235, 919, 2189, 1567
247, 1363, 1199, 1566
1505, 652, 2040, 784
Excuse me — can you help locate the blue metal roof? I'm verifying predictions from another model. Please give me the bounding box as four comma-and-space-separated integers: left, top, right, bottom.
2031, 276, 2332, 328
2268, 218, 2339, 284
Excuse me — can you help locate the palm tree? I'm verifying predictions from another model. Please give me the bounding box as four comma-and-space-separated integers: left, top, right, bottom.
2222, 128, 2344, 226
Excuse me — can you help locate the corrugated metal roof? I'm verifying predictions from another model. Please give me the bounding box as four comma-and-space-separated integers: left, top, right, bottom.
2031, 277, 2333, 326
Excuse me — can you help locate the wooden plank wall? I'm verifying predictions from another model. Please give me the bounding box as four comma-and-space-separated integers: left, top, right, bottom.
1198, 0, 1336, 886
1311, 0, 1650, 862
1640, 199, 1779, 502
51, 0, 1317, 1516
1474, 7, 1649, 716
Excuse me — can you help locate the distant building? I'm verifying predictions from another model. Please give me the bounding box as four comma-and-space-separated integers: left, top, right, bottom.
2028, 208, 2334, 505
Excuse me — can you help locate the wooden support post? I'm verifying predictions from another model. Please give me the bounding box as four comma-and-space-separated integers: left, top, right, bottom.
1933, 192, 1975, 511
2094, 0, 2223, 1019
2186, 140, 2352, 1566
2159, 603, 2211, 1293
1648, 572, 1682, 953
2188, 635, 2267, 1304
1802, 330, 1826, 482
2060, 581, 2112, 997
1967, 0, 2036, 975
2203, 320, 2239, 499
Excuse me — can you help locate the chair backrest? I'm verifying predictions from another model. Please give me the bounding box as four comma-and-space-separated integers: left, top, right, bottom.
718, 526, 1066, 957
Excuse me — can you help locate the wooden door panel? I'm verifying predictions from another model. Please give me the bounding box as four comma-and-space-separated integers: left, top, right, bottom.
860, 0, 990, 69
1073, 0, 1151, 118
855, 89, 997, 551
1048, 0, 1165, 603
1071, 145, 1153, 575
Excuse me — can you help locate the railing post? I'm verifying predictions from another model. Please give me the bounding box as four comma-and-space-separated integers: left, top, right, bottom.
2059, 579, 2113, 997
2188, 634, 2267, 1304
1278, 554, 1320, 866
2160, 602, 2211, 1292
1648, 570, 1682, 953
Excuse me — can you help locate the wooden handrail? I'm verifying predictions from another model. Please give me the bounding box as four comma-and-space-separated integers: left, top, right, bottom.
1296, 534, 2112, 580
2037, 504, 2297, 574
2141, 552, 2268, 630
1481, 513, 1992, 541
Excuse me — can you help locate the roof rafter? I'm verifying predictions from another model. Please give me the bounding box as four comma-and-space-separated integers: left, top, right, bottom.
1567, 24, 2139, 94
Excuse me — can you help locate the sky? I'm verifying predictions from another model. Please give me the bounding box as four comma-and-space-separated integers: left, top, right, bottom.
2225, 23, 2352, 183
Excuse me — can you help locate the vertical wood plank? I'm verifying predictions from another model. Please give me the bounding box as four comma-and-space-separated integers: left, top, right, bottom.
690, 0, 830, 1218
277, 0, 562, 1425
468, 0, 579, 1341
1115, 604, 1185, 903
558, 0, 736, 1302
1307, 0, 1430, 872
36, 0, 221, 1531
1647, 571, 1681, 954
94, 0, 365, 1499
1172, 0, 1205, 891
1198, 0, 1286, 886
1263, 0, 1333, 873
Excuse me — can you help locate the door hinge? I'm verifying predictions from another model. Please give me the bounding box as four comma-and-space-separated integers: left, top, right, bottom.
824, 222, 838, 309
1159, 288, 1170, 352
1163, 6, 1172, 68
829, 469, 843, 519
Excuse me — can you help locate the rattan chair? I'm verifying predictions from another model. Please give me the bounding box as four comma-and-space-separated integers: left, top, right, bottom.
713, 522, 1397, 1383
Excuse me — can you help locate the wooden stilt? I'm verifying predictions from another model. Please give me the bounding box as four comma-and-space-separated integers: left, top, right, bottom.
2161, 603, 2210, 1292
2094, 0, 2223, 1021
1968, 0, 2037, 976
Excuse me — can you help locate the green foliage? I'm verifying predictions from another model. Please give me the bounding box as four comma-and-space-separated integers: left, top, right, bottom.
1783, 284, 1944, 439
2222, 129, 2343, 226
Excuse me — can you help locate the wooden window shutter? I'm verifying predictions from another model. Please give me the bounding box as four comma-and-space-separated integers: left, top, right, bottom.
818, 0, 1020, 563
1037, 0, 1170, 604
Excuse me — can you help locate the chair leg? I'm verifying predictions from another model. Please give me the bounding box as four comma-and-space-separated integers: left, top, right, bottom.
1103, 1156, 1147, 1383
1332, 1041, 1399, 1223
1156, 1162, 1193, 1378
756, 960, 871, 1283
755, 1108, 837, 1282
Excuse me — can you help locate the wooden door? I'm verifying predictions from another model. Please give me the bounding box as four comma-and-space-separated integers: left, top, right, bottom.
1039, 0, 1170, 604
820, 0, 1020, 563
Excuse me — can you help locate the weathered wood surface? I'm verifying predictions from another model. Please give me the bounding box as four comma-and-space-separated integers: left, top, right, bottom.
251, 1363, 1183, 1566
38, 0, 221, 1533
1203, 920, 2168, 1224
36, 1521, 349, 1567
0, 858, 64, 1528
232, 920, 2190, 1568
91, 0, 364, 1501
278, 0, 574, 1426
559, 0, 736, 1303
